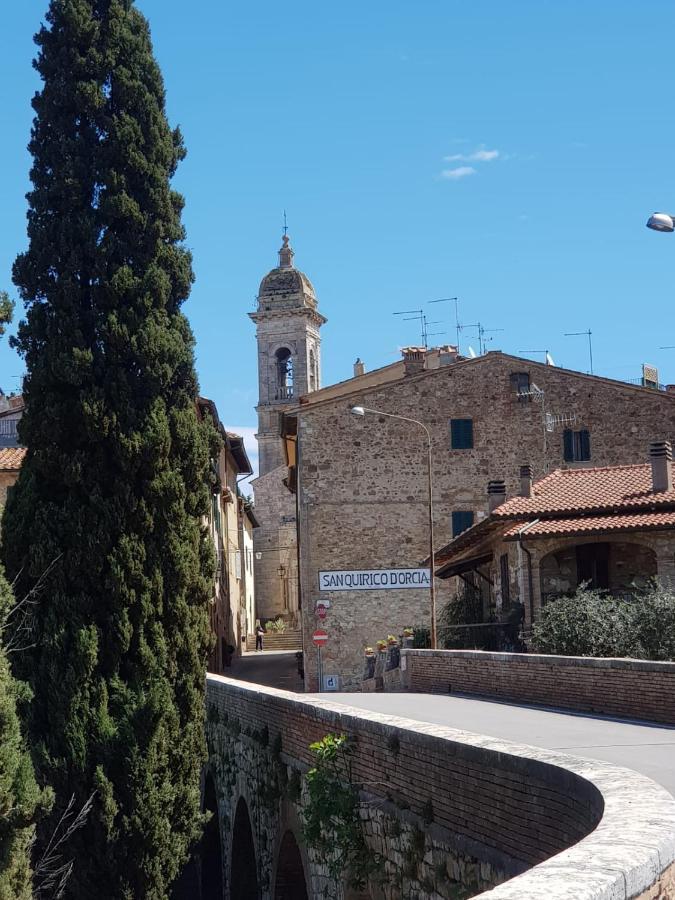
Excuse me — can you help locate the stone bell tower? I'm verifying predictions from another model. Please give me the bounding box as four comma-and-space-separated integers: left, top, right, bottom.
249, 234, 326, 624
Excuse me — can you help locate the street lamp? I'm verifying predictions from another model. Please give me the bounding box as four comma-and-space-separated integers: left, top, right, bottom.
277, 564, 288, 610
646, 212, 675, 233
349, 406, 438, 649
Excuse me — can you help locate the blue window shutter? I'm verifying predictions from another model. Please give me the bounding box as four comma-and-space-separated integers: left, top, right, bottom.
580, 429, 591, 460
563, 429, 574, 462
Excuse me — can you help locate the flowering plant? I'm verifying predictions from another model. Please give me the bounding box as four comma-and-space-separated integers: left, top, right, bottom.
387, 634, 398, 645
364, 646, 375, 656
402, 627, 414, 637
376, 639, 387, 652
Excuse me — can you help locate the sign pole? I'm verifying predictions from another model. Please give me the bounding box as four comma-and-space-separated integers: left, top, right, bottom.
317, 645, 323, 692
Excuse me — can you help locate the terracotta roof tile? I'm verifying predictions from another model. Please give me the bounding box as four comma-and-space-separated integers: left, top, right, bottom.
0, 447, 26, 470
493, 463, 675, 517
502, 510, 675, 539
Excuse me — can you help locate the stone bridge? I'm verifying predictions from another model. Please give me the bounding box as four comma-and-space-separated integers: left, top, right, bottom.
196, 673, 675, 900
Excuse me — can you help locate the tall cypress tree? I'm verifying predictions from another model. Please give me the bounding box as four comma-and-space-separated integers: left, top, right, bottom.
2, 2, 215, 896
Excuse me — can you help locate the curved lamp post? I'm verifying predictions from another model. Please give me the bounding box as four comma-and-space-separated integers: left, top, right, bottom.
350, 406, 437, 649
646, 213, 675, 233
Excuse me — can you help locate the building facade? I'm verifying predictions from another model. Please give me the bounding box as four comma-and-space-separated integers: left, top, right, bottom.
286, 349, 675, 690
249, 235, 325, 624
197, 398, 256, 672
434, 442, 675, 622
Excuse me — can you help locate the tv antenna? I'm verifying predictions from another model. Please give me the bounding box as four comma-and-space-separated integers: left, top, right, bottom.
564, 329, 593, 374
393, 308, 429, 348
283, 210, 288, 237
428, 297, 459, 349
463, 322, 503, 355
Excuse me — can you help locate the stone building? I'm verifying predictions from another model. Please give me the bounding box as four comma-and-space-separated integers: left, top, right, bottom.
434, 442, 675, 624
249, 235, 325, 625
0, 447, 25, 507
197, 397, 256, 671
0, 394, 24, 450
284, 348, 675, 690
237, 495, 259, 645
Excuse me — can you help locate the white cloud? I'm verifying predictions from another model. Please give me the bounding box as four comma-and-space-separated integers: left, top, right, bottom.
440, 166, 476, 180
444, 147, 500, 163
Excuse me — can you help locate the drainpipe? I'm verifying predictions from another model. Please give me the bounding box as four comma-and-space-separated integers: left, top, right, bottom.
516, 520, 539, 627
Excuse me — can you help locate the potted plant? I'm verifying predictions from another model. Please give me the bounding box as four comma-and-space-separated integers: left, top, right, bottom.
376, 639, 388, 653
402, 627, 415, 648
363, 647, 376, 680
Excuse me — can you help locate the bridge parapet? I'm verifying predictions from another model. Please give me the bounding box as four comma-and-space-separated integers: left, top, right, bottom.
205, 674, 675, 899
399, 648, 675, 725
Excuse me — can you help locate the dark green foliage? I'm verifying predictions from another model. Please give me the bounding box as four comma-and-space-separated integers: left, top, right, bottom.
421, 798, 434, 825
532, 584, 675, 660
0, 293, 14, 338
301, 734, 382, 892
2, 2, 215, 896
0, 566, 51, 899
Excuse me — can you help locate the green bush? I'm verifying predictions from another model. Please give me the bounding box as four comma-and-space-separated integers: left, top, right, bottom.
265, 618, 287, 634
532, 583, 675, 661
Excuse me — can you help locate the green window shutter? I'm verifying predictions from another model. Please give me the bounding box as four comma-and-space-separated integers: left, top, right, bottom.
451, 418, 473, 449
563, 429, 574, 462
452, 510, 474, 537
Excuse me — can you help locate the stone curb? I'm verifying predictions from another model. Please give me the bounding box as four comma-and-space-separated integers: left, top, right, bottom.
208, 674, 675, 899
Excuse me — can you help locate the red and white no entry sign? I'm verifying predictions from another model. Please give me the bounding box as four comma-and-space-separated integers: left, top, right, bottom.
312, 628, 328, 647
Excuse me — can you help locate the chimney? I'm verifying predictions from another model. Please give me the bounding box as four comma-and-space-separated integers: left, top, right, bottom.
353, 357, 365, 377
650, 440, 673, 492
487, 479, 506, 513
519, 464, 534, 498
402, 347, 426, 376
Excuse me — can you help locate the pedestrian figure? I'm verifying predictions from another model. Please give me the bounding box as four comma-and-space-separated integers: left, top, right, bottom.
255, 622, 265, 652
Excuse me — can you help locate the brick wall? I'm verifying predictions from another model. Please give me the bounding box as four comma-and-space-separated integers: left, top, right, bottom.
207, 675, 675, 899
208, 676, 600, 871
402, 649, 675, 724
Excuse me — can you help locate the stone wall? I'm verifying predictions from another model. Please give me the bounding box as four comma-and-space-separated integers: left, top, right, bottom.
206, 674, 675, 900
296, 351, 675, 690
401, 649, 675, 724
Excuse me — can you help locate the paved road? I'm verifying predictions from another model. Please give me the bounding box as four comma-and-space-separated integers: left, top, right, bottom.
228, 649, 304, 692
225, 653, 675, 798
324, 692, 675, 798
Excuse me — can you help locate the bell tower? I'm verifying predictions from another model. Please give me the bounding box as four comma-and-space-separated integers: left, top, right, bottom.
249, 234, 326, 623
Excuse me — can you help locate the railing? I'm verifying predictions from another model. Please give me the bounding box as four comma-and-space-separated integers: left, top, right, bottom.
274, 386, 294, 401
0, 420, 18, 438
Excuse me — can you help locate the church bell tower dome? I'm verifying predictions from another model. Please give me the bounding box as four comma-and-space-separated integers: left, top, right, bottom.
257, 235, 318, 311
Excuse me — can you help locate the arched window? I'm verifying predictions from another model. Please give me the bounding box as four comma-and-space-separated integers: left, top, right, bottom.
275, 348, 293, 400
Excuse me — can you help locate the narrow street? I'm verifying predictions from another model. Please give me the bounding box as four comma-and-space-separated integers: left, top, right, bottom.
228, 650, 304, 692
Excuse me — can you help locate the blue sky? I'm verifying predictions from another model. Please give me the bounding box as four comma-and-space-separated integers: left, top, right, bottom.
2, 1, 675, 470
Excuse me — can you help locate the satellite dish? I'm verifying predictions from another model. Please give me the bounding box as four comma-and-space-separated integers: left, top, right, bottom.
468, 346, 477, 358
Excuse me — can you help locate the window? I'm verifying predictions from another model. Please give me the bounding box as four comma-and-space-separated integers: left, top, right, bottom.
275, 348, 294, 400
510, 372, 531, 402
563, 428, 591, 462
450, 418, 473, 449
452, 510, 474, 537
500, 553, 511, 606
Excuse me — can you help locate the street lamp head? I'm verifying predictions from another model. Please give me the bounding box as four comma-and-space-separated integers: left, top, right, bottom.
647, 212, 675, 233
350, 406, 366, 417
